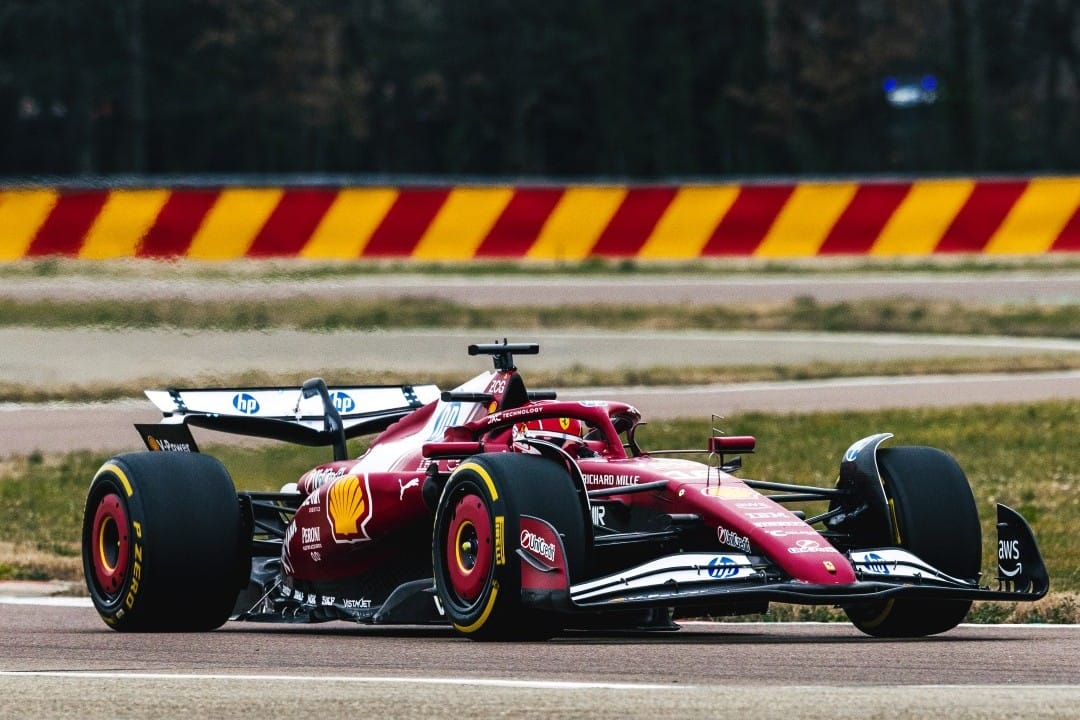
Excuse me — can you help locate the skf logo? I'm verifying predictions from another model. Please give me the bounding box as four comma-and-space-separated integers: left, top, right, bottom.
232, 392, 260, 414
327, 475, 372, 542
329, 391, 356, 413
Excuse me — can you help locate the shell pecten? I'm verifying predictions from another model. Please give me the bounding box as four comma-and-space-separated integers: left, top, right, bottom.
329, 475, 366, 536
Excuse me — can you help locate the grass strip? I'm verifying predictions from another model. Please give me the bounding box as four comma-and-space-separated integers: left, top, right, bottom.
2, 296, 1080, 337
2, 400, 1076, 623
3, 255, 1080, 280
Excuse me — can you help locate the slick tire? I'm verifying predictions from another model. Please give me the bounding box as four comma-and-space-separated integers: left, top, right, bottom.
82, 452, 247, 631
432, 453, 586, 641
845, 446, 982, 638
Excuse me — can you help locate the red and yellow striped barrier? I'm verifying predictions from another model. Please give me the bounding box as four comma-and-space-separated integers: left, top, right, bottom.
1, 178, 1078, 261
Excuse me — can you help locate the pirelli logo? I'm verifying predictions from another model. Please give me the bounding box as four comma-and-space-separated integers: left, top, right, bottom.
494, 515, 505, 566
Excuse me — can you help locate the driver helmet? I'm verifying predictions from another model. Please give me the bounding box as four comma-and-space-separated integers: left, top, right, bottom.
513, 417, 586, 448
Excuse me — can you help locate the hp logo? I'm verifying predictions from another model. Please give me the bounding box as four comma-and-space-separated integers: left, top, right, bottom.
865, 552, 890, 575
232, 393, 260, 414
707, 556, 738, 579
329, 391, 356, 413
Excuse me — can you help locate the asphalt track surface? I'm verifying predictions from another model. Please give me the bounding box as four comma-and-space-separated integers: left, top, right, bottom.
1, 599, 1078, 718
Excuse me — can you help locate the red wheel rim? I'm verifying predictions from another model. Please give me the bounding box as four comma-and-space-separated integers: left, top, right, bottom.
444, 492, 492, 603
91, 493, 130, 597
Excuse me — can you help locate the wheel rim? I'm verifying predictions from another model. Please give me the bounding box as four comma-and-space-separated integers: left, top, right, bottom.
444, 491, 492, 604
90, 493, 130, 597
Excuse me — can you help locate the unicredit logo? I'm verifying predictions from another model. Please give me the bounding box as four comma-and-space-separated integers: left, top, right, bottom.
520, 529, 556, 562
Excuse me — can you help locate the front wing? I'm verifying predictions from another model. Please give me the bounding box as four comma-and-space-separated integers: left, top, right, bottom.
563, 504, 1048, 611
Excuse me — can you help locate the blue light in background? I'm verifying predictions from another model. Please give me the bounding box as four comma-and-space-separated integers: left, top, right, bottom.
884, 74, 939, 107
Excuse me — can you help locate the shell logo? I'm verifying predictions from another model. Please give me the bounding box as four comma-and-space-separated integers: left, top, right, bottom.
701, 485, 758, 500
328, 474, 372, 542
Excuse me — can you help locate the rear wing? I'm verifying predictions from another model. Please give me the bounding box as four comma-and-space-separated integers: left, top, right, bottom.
141, 383, 440, 448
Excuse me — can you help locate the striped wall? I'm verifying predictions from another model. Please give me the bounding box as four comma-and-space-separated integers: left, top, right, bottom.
1, 178, 1079, 261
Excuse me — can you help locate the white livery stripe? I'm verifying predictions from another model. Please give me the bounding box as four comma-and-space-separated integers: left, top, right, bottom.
570, 552, 755, 602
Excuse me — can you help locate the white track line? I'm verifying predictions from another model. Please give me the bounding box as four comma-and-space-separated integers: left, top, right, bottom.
0, 670, 681, 691
0, 596, 92, 607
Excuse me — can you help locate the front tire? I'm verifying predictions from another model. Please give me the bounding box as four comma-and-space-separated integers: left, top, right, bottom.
82, 452, 246, 631
845, 446, 982, 637
432, 453, 586, 640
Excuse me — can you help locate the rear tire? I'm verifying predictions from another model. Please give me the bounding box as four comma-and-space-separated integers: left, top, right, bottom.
432, 453, 586, 641
845, 446, 981, 637
82, 452, 246, 631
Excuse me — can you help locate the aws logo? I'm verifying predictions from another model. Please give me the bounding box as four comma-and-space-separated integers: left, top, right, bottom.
327, 474, 373, 543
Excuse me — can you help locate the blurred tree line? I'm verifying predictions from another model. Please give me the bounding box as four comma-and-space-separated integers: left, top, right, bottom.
1, 0, 1078, 179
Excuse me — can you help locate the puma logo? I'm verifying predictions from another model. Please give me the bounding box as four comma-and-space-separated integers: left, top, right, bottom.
399, 477, 420, 500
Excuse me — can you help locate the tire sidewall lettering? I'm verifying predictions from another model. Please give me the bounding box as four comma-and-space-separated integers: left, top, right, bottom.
88, 466, 146, 624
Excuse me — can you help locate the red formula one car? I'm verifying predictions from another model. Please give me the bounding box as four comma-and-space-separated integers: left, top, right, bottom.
82, 341, 1048, 638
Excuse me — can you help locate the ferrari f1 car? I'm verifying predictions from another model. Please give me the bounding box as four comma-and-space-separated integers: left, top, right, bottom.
82, 341, 1048, 638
